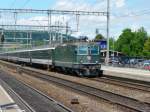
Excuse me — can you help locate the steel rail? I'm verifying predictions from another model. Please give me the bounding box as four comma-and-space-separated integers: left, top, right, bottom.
21, 67, 150, 112
1, 60, 150, 112
0, 78, 35, 112
0, 70, 74, 112
92, 77, 150, 92
18, 78, 74, 112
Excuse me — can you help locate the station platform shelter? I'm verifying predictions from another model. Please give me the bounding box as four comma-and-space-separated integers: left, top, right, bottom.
101, 50, 124, 57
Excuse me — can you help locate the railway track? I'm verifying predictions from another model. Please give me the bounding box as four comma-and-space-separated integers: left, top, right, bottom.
1, 61, 150, 112
0, 78, 35, 112
21, 67, 150, 112
0, 70, 73, 112
92, 76, 150, 93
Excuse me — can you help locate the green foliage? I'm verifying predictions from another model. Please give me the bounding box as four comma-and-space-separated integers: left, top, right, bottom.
109, 37, 115, 50
132, 27, 148, 56
115, 27, 148, 56
95, 34, 104, 41
115, 28, 134, 56
32, 40, 44, 46
143, 37, 150, 56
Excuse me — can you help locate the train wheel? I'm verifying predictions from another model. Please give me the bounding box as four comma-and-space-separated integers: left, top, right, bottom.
99, 70, 103, 77
88, 69, 103, 77
75, 70, 84, 77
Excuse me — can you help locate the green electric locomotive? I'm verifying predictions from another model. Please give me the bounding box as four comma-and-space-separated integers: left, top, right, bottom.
53, 42, 102, 76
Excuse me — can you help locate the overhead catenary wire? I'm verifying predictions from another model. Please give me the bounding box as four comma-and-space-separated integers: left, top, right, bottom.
21, 0, 31, 8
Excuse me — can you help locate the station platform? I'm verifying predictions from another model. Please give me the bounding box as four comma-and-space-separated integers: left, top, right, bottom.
102, 65, 150, 82
0, 85, 22, 112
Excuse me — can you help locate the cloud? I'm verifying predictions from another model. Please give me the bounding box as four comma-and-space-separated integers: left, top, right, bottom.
54, 0, 115, 12
131, 24, 140, 31
51, 0, 109, 38
15, 0, 126, 38
52, 0, 127, 38
17, 16, 47, 26
54, 0, 93, 11
2, 0, 130, 39
114, 0, 125, 8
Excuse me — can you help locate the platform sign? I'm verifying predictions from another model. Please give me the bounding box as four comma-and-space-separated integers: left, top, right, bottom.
97, 40, 107, 49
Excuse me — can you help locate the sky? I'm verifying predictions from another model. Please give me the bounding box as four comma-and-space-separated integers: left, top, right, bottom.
0, 0, 150, 39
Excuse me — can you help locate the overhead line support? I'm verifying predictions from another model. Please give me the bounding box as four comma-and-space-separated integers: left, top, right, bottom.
0, 9, 107, 16
106, 0, 110, 65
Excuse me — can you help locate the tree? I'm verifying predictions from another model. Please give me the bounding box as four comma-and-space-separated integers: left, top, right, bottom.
115, 27, 148, 56
32, 40, 44, 46
94, 34, 104, 41
132, 27, 148, 56
109, 37, 115, 50
143, 37, 150, 57
115, 28, 134, 56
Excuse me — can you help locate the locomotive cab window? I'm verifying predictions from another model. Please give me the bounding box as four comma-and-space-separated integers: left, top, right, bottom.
77, 45, 99, 55
78, 46, 88, 55
90, 46, 99, 55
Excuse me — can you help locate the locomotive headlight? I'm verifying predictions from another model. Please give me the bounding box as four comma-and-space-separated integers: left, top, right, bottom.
80, 60, 83, 63
95, 61, 98, 64
87, 56, 91, 61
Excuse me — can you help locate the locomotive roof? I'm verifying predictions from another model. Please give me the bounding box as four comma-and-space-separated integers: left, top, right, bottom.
59, 42, 98, 46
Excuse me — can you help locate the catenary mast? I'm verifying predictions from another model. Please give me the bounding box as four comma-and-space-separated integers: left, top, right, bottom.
106, 0, 110, 65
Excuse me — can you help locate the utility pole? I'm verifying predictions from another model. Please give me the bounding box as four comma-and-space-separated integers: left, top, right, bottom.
106, 0, 110, 65
14, 12, 17, 47
48, 11, 52, 45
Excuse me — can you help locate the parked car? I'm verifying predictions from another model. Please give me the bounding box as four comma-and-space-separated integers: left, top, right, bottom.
143, 60, 150, 71
108, 57, 120, 64
129, 59, 138, 65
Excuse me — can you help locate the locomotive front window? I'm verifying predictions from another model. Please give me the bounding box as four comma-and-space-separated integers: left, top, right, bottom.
90, 46, 99, 55
78, 46, 88, 55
